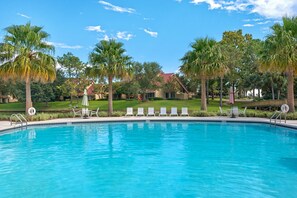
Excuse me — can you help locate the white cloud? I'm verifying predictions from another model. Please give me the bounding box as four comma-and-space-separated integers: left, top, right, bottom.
176, 0, 182, 3
46, 42, 82, 49
191, 0, 222, 9
257, 20, 271, 25
189, 0, 297, 18
17, 13, 31, 19
85, 26, 105, 32
251, 0, 297, 18
98, 1, 135, 13
243, 24, 254, 27
116, 32, 134, 40
144, 29, 158, 38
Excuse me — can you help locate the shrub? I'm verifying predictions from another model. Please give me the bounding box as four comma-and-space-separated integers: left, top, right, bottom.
112, 111, 125, 117
191, 111, 217, 117
245, 111, 273, 118
0, 114, 11, 121
98, 111, 108, 117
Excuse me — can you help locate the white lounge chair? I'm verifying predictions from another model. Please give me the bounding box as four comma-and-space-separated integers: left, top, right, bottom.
136, 107, 145, 116
159, 107, 167, 116
147, 107, 155, 116
125, 107, 134, 116
72, 108, 81, 118
90, 107, 100, 117
170, 107, 178, 116
180, 107, 189, 116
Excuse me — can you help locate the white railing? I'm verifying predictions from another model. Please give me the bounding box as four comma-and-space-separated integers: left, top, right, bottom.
270, 111, 287, 125
10, 114, 28, 127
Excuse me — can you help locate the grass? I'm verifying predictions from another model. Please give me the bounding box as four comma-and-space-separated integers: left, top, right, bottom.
0, 99, 242, 113
2, 98, 291, 121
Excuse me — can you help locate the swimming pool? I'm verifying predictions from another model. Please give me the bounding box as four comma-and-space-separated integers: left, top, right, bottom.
0, 121, 296, 197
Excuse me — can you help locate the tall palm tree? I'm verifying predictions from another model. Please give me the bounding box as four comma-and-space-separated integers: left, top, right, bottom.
88, 39, 131, 116
0, 23, 56, 114
260, 17, 297, 112
180, 38, 227, 111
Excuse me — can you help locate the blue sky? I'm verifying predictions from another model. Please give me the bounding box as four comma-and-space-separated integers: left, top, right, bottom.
0, 0, 296, 72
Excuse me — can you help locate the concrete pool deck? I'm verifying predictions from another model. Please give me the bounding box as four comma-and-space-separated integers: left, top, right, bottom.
1, 116, 297, 132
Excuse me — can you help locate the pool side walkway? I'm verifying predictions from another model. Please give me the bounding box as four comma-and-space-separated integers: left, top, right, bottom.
1, 116, 297, 132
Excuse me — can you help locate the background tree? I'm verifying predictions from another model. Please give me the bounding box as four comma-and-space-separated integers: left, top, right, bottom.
120, 81, 140, 99
180, 38, 227, 111
0, 23, 56, 114
220, 30, 245, 103
88, 39, 131, 116
57, 52, 85, 78
260, 17, 297, 112
133, 62, 163, 100
163, 77, 180, 98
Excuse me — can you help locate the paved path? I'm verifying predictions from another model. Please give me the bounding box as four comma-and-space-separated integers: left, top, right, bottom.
1, 116, 297, 133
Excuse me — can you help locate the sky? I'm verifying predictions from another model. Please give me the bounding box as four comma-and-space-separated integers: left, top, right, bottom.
0, 0, 297, 73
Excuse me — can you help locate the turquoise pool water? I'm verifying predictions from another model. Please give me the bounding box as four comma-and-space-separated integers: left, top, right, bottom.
0, 122, 297, 197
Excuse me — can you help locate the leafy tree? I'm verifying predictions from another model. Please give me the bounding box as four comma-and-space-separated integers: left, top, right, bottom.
261, 73, 287, 100
120, 81, 140, 99
88, 39, 131, 116
220, 30, 246, 103
133, 62, 163, 100
0, 23, 56, 114
0, 78, 16, 103
180, 38, 227, 111
175, 73, 199, 94
260, 17, 297, 112
58, 78, 90, 105
57, 52, 85, 78
163, 77, 180, 98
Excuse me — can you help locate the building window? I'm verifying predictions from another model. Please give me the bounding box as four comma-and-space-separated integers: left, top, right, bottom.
171, 92, 176, 98
147, 93, 155, 98
166, 92, 176, 99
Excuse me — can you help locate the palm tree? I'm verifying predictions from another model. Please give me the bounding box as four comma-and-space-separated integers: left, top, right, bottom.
88, 39, 131, 116
180, 38, 227, 111
260, 17, 297, 112
0, 23, 56, 114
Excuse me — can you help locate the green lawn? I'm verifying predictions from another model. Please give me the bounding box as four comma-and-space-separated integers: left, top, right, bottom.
0, 99, 243, 113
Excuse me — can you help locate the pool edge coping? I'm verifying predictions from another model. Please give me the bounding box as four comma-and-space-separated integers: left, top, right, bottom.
1, 117, 297, 134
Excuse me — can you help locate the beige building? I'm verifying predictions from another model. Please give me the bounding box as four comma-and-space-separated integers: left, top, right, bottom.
145, 73, 190, 100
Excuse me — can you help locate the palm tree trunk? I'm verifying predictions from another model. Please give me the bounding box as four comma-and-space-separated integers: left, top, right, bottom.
206, 80, 209, 105
232, 83, 235, 103
271, 76, 275, 100
220, 77, 223, 107
287, 72, 295, 112
108, 75, 113, 116
201, 78, 207, 111
25, 78, 32, 115
258, 88, 261, 99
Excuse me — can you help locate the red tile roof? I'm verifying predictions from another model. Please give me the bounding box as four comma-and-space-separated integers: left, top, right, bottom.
159, 73, 174, 83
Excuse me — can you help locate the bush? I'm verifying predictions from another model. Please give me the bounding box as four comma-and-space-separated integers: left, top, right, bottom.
191, 111, 217, 117
0, 114, 11, 121
98, 111, 108, 117
112, 111, 125, 117
245, 111, 273, 118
